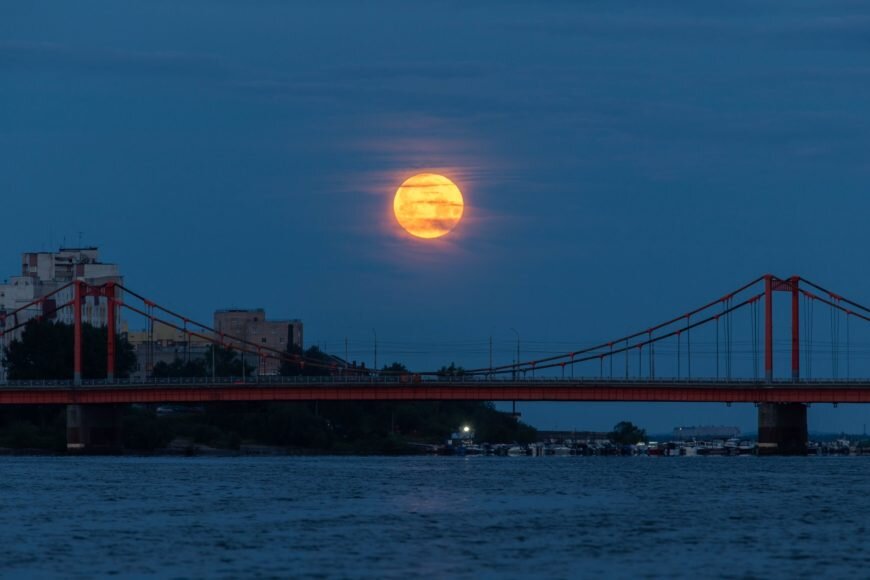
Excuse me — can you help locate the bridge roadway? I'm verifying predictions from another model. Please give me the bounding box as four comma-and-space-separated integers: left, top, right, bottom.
2, 377, 870, 405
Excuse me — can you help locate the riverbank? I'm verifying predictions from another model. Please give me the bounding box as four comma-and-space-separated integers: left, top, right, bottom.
0, 401, 537, 454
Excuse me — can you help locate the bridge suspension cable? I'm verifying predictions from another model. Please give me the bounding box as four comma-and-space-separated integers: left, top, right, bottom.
455, 276, 766, 378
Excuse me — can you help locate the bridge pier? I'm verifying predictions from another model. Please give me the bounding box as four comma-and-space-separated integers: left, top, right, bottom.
66, 405, 123, 452
757, 403, 807, 456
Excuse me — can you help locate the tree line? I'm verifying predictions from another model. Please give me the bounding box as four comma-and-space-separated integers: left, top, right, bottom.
2, 319, 474, 381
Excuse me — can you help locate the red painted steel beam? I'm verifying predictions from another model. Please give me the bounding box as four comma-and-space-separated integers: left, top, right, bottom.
4, 382, 870, 405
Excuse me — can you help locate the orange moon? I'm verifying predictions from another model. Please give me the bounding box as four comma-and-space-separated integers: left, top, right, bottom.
393, 173, 464, 239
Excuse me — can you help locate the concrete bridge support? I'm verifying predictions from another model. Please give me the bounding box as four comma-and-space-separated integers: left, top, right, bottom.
757, 403, 807, 456
66, 405, 123, 452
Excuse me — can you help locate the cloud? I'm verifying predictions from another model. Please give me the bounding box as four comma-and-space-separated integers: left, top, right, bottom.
0, 41, 230, 79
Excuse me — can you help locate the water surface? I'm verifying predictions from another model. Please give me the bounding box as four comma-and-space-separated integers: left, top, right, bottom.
0, 456, 867, 578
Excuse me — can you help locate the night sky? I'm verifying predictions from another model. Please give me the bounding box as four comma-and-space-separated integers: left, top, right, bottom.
4, 1, 870, 433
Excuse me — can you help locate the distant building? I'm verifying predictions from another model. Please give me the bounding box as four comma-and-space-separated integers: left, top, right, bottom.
0, 247, 122, 380
673, 425, 741, 440
126, 321, 213, 380
0, 247, 122, 326
214, 309, 303, 375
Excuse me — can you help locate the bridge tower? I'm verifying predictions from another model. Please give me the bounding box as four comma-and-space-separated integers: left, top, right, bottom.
758, 275, 808, 455
67, 281, 123, 451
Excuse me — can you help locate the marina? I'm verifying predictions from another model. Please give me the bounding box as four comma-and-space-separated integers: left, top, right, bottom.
439, 426, 869, 456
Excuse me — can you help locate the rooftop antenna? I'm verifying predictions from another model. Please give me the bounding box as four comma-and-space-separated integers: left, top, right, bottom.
78, 232, 83, 247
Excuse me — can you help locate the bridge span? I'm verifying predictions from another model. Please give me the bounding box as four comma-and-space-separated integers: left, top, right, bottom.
4, 273, 870, 454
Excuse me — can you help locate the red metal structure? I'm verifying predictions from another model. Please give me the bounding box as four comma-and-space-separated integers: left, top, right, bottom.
1, 381, 870, 406
1, 273, 870, 405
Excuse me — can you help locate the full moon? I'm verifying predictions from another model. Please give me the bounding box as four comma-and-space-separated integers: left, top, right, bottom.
393, 173, 464, 239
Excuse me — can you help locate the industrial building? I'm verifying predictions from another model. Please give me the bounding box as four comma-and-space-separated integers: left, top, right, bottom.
126, 321, 213, 380
214, 309, 303, 375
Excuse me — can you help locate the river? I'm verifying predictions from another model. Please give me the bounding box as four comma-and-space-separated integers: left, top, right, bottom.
0, 456, 867, 578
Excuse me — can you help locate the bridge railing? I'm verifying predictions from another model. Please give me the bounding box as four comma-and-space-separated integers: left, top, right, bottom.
3, 375, 870, 389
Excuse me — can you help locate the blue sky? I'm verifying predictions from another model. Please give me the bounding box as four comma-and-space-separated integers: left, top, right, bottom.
3, 1, 870, 433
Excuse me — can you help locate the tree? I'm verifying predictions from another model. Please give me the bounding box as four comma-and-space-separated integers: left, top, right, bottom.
437, 362, 466, 379
151, 345, 253, 379
279, 345, 336, 377
4, 319, 136, 380
609, 421, 647, 445
382, 362, 408, 374
152, 358, 208, 378
203, 344, 256, 378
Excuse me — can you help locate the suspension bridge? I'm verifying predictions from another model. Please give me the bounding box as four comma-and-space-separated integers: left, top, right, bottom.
1, 273, 869, 453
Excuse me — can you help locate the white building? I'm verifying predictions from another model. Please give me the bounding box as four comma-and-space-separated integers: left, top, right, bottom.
0, 248, 123, 379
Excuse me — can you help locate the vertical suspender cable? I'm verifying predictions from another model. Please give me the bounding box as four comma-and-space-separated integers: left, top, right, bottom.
803, 293, 815, 380
749, 301, 754, 379
835, 301, 840, 379
751, 299, 759, 380
756, 298, 761, 380
610, 343, 614, 379
728, 298, 733, 380
835, 301, 841, 380
831, 300, 838, 379
716, 315, 720, 380
638, 345, 643, 379
624, 339, 628, 380
147, 304, 154, 379
677, 331, 681, 380
723, 300, 728, 380
724, 299, 731, 380
846, 312, 851, 380
750, 300, 755, 379
801, 294, 809, 378
830, 296, 838, 379
649, 331, 654, 380
686, 316, 691, 379
808, 296, 814, 379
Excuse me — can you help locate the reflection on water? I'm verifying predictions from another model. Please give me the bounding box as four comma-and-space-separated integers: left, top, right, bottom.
1, 456, 868, 577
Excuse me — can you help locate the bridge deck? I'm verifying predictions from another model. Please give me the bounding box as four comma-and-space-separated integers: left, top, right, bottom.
1, 379, 870, 404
